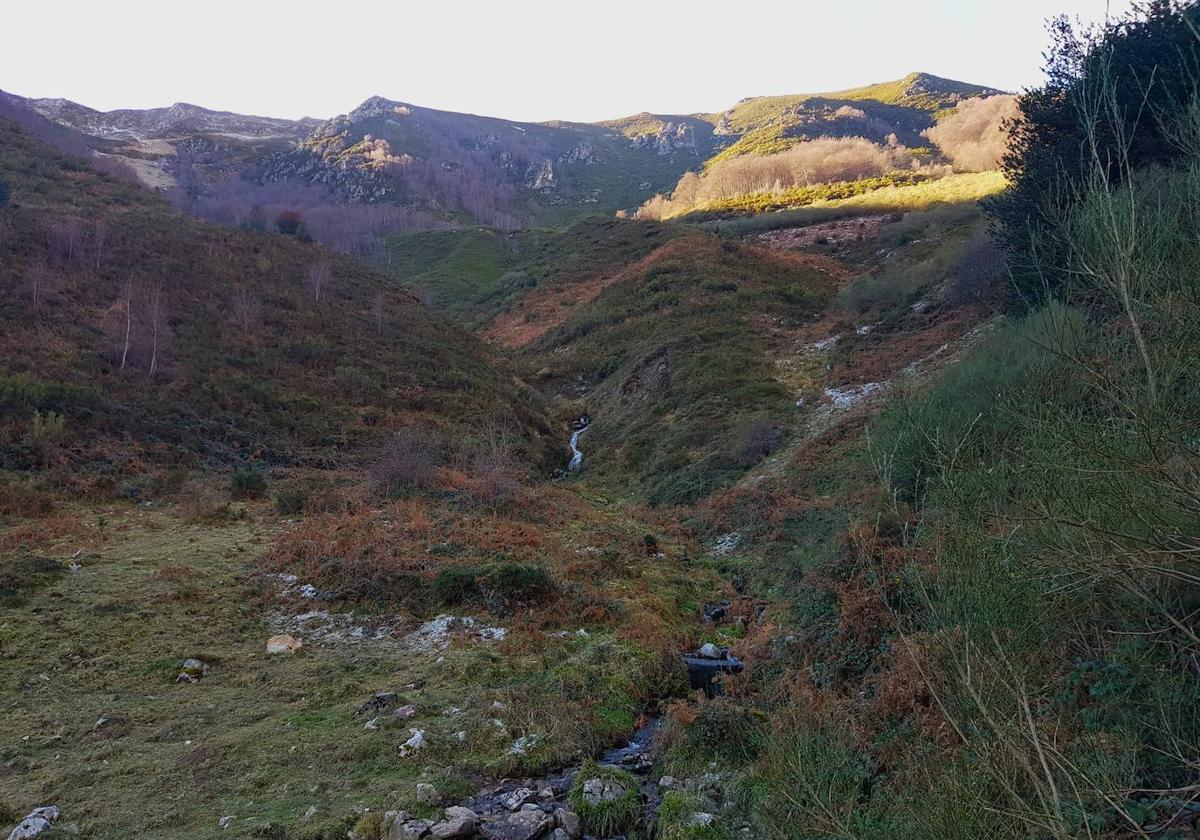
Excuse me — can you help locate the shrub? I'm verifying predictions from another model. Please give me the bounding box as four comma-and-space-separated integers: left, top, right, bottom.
370, 429, 440, 496
922, 95, 1019, 171
274, 488, 307, 516
0, 553, 63, 606
656, 790, 729, 840
230, 466, 267, 500
482, 562, 554, 607
430, 565, 482, 606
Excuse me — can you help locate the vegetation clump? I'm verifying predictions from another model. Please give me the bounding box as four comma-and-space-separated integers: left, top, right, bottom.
568, 761, 643, 838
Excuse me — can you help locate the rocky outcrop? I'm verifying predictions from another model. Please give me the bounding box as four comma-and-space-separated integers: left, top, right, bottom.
524, 159, 556, 191
630, 121, 697, 155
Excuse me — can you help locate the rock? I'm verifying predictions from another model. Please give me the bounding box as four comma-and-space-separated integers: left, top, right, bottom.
428, 807, 477, 838
500, 787, 535, 810
581, 777, 626, 806
399, 728, 426, 757
689, 812, 717, 827
428, 820, 472, 839
391, 819, 432, 840
698, 642, 721, 659
554, 808, 580, 837
479, 807, 553, 840
658, 775, 678, 789
551, 831, 571, 840
266, 634, 302, 654
415, 782, 440, 805
218, 815, 234, 829
538, 785, 554, 801
176, 658, 208, 683
6, 806, 59, 840
302, 805, 319, 821
509, 734, 539, 755
357, 691, 399, 716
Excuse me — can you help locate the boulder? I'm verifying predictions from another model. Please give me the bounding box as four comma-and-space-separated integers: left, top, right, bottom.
698, 642, 721, 659
428, 807, 477, 839
6, 806, 59, 840
553, 808, 580, 837
581, 777, 625, 806
415, 782, 440, 805
176, 658, 209, 683
399, 728, 426, 757
500, 787, 536, 811
265, 634, 302, 654
479, 808, 553, 840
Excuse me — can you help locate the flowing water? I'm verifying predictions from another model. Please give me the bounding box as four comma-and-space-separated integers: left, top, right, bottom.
567, 416, 590, 471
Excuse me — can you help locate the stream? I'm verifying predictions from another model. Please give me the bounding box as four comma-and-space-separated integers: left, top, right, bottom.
567, 415, 590, 471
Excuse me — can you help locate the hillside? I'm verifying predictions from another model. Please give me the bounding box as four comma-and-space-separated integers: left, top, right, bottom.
9, 72, 1003, 239
705, 71, 1004, 161
0, 115, 557, 481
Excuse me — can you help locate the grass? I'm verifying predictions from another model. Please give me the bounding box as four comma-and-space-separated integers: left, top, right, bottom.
701, 171, 1006, 235
567, 761, 642, 837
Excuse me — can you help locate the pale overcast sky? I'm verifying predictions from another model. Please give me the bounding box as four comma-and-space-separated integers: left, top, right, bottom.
3, 0, 1133, 122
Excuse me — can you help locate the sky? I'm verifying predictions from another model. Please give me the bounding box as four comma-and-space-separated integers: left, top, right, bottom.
3, 0, 1135, 123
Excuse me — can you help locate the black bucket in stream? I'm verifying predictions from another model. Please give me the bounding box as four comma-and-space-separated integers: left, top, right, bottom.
683, 653, 744, 698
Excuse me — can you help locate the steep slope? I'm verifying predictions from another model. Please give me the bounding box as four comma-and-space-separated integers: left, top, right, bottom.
0, 116, 556, 477
259, 96, 709, 225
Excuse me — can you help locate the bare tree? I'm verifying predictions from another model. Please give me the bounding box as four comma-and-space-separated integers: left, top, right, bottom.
230, 285, 262, 334
116, 280, 134, 370
145, 284, 168, 379
370, 292, 388, 337
91, 220, 107, 272
304, 261, 332, 302
47, 217, 83, 268
25, 258, 55, 311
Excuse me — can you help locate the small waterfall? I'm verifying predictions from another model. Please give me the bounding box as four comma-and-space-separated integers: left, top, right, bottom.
567, 415, 590, 471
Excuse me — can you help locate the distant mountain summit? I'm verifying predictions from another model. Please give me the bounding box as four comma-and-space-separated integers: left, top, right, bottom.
9, 72, 1004, 228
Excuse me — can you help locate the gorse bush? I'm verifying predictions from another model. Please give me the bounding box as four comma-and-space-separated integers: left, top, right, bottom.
989, 0, 1200, 306
230, 466, 267, 500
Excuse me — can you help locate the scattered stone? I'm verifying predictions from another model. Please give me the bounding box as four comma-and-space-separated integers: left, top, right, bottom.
265, 634, 302, 654
551, 831, 571, 840
538, 785, 555, 801
509, 734, 539, 755
6, 806, 59, 840
697, 642, 721, 659
415, 783, 440, 805
358, 691, 399, 716
302, 806, 319, 821
658, 775, 678, 789
399, 729, 427, 757
479, 807, 553, 840
689, 812, 717, 827
392, 819, 432, 840
176, 658, 209, 683
500, 788, 536, 811
218, 815, 234, 830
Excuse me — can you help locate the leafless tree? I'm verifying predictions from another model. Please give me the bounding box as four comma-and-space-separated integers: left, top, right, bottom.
304, 261, 332, 302
47, 217, 83, 268
91, 220, 107, 272
25, 257, 55, 311
115, 279, 134, 370
370, 428, 440, 496
145, 284, 168, 379
230, 285, 262, 334
370, 292, 389, 337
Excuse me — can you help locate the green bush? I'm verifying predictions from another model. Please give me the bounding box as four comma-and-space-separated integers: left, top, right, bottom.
230, 467, 267, 500
430, 565, 483, 606
273, 488, 306, 516
482, 562, 554, 605
656, 791, 728, 840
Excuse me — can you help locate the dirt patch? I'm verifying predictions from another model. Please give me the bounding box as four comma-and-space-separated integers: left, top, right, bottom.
758, 213, 899, 250
619, 349, 671, 403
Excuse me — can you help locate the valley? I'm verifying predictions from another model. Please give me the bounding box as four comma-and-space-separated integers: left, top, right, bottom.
2, 5, 1199, 839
